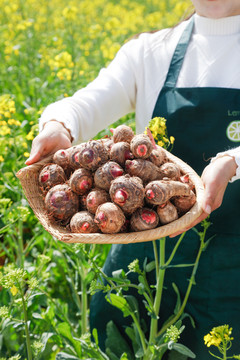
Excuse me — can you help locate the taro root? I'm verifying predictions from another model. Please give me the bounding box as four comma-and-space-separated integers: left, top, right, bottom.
157, 202, 178, 225
125, 158, 164, 184
145, 180, 191, 206
69, 168, 93, 195
180, 174, 195, 191
172, 190, 196, 215
86, 188, 110, 214
109, 174, 145, 215
94, 202, 126, 234
100, 137, 113, 153
76, 140, 109, 171
159, 162, 181, 180
110, 124, 134, 143
94, 161, 124, 191
39, 163, 66, 192
130, 207, 159, 231
53, 149, 71, 169
130, 133, 153, 159
149, 145, 167, 167
69, 145, 84, 169
70, 211, 99, 233
45, 184, 79, 221
110, 141, 133, 166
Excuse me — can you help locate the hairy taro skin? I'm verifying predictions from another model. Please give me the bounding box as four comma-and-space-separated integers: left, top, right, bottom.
94, 161, 124, 191
111, 124, 134, 143
130, 207, 159, 231
109, 174, 145, 215
68, 145, 84, 169
99, 137, 113, 154
53, 148, 71, 169
86, 188, 110, 214
145, 180, 191, 206
159, 162, 181, 180
149, 145, 166, 167
69, 168, 93, 195
39, 163, 66, 191
70, 211, 99, 233
130, 134, 153, 159
94, 202, 126, 234
110, 141, 133, 166
172, 190, 196, 215
157, 202, 178, 225
45, 184, 79, 221
77, 140, 109, 171
125, 158, 164, 184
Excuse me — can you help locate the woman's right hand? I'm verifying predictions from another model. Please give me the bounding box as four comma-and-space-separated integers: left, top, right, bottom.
25, 120, 72, 165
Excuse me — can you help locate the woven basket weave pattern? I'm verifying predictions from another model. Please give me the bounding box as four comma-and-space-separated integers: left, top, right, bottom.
16, 150, 204, 244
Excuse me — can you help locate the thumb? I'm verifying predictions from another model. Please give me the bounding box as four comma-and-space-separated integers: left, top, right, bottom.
201, 188, 213, 215
25, 151, 42, 165
202, 202, 212, 215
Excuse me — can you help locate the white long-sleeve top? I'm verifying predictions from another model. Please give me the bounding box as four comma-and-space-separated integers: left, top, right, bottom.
39, 13, 240, 180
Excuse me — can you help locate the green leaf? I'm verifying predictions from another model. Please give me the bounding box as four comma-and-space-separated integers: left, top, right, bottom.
40, 332, 55, 352
55, 352, 80, 360
145, 260, 156, 273
105, 321, 134, 360
125, 295, 139, 319
56, 322, 81, 357
172, 283, 181, 315
92, 328, 99, 346
106, 293, 131, 317
112, 269, 126, 279
171, 343, 196, 358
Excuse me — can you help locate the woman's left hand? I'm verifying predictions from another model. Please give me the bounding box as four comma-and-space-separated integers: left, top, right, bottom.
169, 155, 237, 237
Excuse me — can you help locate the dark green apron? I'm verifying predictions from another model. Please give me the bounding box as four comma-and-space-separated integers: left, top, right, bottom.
90, 18, 240, 359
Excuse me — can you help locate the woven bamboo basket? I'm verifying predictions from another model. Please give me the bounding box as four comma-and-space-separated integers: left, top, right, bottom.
16, 150, 204, 244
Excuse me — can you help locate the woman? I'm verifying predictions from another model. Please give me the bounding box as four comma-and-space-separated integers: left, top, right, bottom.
27, 1, 240, 357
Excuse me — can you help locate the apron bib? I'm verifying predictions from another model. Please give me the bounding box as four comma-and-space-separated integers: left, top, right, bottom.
90, 18, 240, 359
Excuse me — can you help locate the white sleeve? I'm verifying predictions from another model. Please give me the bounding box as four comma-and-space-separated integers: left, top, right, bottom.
39, 38, 143, 144
210, 147, 240, 182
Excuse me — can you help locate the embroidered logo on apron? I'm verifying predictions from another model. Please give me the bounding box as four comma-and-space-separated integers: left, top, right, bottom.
226, 121, 240, 142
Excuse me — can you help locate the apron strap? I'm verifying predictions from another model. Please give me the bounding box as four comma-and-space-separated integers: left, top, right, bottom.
164, 17, 194, 88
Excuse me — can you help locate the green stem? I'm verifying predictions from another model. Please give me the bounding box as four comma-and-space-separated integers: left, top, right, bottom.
17, 218, 24, 268
152, 240, 159, 283
157, 235, 205, 337
131, 311, 147, 354
164, 232, 186, 268
148, 238, 166, 345
77, 257, 88, 334
81, 279, 88, 334
19, 285, 33, 360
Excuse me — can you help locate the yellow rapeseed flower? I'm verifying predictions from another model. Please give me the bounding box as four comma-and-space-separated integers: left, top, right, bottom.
8, 119, 21, 126
57, 68, 73, 81
62, 6, 78, 20
10, 285, 18, 296
24, 152, 30, 158
26, 131, 34, 141
204, 325, 233, 348
0, 155, 4, 162
0, 126, 11, 136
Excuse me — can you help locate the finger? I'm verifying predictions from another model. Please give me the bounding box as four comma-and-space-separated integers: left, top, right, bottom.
25, 150, 42, 165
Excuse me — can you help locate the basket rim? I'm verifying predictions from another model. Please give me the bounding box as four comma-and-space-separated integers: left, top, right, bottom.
17, 149, 204, 244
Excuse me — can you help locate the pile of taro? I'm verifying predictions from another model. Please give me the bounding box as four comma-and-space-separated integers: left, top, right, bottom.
38, 125, 196, 234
